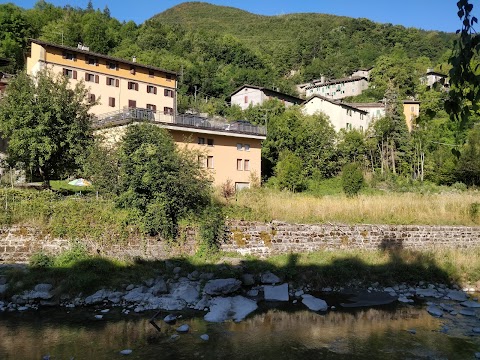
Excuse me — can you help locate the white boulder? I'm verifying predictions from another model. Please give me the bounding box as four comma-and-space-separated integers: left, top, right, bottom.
204, 296, 257, 322
260, 271, 281, 284
264, 283, 289, 302
301, 294, 328, 311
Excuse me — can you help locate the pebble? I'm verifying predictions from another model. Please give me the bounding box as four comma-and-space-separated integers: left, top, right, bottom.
120, 349, 132, 355
472, 327, 480, 334
200, 334, 209, 341
407, 329, 416, 334
164, 314, 177, 323
176, 324, 190, 333
100, 309, 110, 313
94, 315, 103, 320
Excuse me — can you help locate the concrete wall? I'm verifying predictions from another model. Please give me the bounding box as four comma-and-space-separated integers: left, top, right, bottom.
2, 222, 479, 263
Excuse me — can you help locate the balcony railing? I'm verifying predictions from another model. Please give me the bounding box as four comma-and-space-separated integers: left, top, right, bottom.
93, 108, 267, 136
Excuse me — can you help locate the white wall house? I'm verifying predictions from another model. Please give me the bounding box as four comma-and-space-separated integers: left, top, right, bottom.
346, 102, 386, 123
302, 95, 369, 132
230, 85, 303, 111
304, 76, 369, 100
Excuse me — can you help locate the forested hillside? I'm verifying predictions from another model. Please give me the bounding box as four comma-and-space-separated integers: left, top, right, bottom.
3, 1, 480, 189
1, 1, 455, 101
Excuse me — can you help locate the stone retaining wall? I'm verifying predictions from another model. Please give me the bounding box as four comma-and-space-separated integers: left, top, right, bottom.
221, 221, 480, 257
0, 226, 197, 263
1, 222, 480, 262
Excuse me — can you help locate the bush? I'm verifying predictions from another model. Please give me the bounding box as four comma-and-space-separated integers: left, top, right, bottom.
53, 242, 89, 268
198, 203, 225, 256
29, 252, 54, 268
341, 163, 364, 197
274, 150, 306, 192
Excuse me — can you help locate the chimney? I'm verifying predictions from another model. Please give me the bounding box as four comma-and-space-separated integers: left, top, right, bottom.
132, 56, 137, 63
320, 75, 325, 84
77, 43, 83, 49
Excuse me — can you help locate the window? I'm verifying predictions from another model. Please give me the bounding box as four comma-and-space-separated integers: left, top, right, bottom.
360, 126, 364, 131
244, 96, 248, 104
244, 144, 250, 151
149, 70, 155, 78
244, 159, 250, 171
237, 159, 243, 171
346, 123, 352, 130
108, 97, 115, 107
237, 143, 243, 151
207, 156, 214, 169
106, 77, 119, 87
86, 56, 97, 66
89, 94, 96, 103
128, 82, 138, 91
147, 85, 157, 94
198, 137, 205, 145
107, 61, 118, 70
164, 107, 174, 115
62, 52, 76, 61
360, 114, 364, 120
164, 89, 174, 97
62, 68, 77, 79
207, 138, 214, 146
128, 100, 136, 108
198, 155, 206, 168
85, 73, 95, 82
410, 106, 415, 112
130, 66, 136, 75
146, 104, 157, 111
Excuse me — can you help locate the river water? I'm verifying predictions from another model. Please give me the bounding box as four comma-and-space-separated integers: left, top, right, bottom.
0, 300, 479, 360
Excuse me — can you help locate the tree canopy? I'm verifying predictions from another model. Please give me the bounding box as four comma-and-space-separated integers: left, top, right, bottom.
0, 69, 94, 185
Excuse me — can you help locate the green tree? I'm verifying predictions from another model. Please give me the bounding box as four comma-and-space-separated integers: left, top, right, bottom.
341, 162, 364, 197
0, 3, 35, 72
274, 150, 306, 192
0, 69, 94, 186
456, 125, 480, 186
116, 123, 211, 238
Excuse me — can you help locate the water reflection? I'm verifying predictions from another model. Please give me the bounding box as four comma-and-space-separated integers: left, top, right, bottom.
0, 305, 478, 360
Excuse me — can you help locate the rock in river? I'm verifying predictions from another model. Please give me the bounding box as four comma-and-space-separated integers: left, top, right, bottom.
264, 284, 289, 302
203, 278, 242, 296
302, 294, 328, 312
204, 296, 257, 323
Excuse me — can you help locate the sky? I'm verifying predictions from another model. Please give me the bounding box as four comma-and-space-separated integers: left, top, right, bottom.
7, 0, 463, 33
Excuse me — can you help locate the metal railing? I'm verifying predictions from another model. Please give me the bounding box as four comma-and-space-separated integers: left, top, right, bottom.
93, 107, 267, 136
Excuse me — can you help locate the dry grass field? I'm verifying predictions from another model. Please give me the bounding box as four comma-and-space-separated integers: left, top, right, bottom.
227, 188, 480, 225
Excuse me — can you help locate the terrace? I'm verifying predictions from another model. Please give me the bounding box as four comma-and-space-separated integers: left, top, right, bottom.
93, 107, 267, 137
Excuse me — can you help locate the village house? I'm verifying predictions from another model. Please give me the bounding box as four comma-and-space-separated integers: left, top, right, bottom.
346, 102, 386, 123
420, 68, 449, 89
302, 94, 369, 132
297, 67, 373, 99
230, 84, 303, 110
403, 100, 420, 131
23, 40, 266, 189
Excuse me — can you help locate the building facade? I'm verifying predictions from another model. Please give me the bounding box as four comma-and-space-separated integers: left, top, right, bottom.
230, 85, 303, 110
347, 102, 386, 123
95, 116, 265, 189
403, 100, 420, 131
26, 40, 177, 119
304, 76, 369, 100
302, 95, 369, 132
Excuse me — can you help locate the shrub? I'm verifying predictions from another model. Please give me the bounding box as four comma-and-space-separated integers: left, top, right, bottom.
274, 150, 306, 192
198, 203, 225, 256
341, 163, 364, 197
53, 242, 89, 268
29, 252, 54, 268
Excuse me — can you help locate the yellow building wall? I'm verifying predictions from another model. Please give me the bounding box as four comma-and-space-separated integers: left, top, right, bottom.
27, 42, 176, 117
95, 124, 263, 188
403, 103, 420, 132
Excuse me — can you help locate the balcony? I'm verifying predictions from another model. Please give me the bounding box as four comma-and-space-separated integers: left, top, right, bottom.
93, 108, 266, 136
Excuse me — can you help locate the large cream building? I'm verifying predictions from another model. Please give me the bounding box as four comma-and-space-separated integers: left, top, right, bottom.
25, 40, 265, 189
